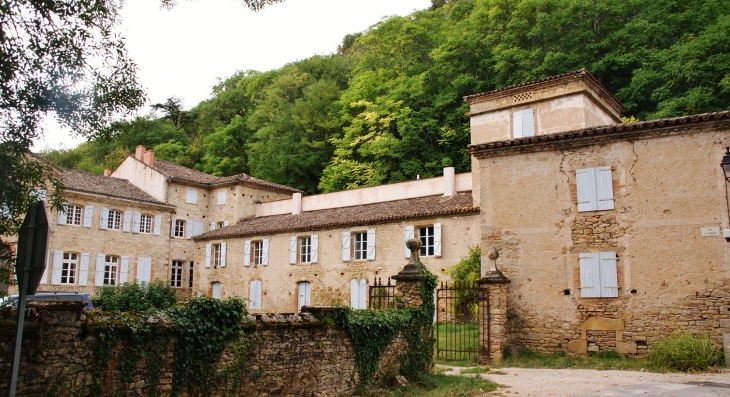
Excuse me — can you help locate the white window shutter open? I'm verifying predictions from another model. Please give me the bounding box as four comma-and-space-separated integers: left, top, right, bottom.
367, 229, 376, 261
210, 222, 216, 231
404, 225, 414, 258
243, 240, 251, 266
342, 232, 351, 262
358, 279, 367, 309
187, 221, 193, 239
262, 239, 270, 266
39, 249, 49, 285
57, 208, 67, 225
119, 256, 129, 284
595, 166, 615, 211
223, 220, 229, 227
170, 218, 176, 237
289, 236, 297, 264
599, 251, 619, 298
513, 111, 523, 138
79, 252, 90, 286
350, 279, 359, 309
136, 257, 151, 282
154, 215, 162, 235
83, 205, 93, 228
576, 168, 597, 212
434, 223, 442, 257
521, 109, 534, 137
579, 253, 601, 298
311, 234, 319, 263
51, 250, 63, 285
220, 242, 227, 268
95, 253, 105, 286
132, 211, 141, 233
99, 207, 109, 230
123, 210, 132, 232
205, 244, 211, 268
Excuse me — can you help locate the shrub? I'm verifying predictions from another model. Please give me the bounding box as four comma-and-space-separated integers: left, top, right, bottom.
648, 332, 722, 371
93, 280, 177, 312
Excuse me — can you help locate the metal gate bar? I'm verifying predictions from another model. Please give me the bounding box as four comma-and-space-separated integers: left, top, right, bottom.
435, 281, 489, 363
369, 277, 396, 310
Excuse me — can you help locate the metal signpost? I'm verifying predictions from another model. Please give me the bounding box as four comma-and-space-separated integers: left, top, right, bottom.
7, 201, 50, 397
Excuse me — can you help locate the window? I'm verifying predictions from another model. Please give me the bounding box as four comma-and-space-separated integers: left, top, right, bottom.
353, 232, 367, 260
419, 226, 435, 256
58, 205, 83, 226
103, 255, 118, 285
300, 237, 311, 263
108, 210, 122, 230
249, 280, 262, 310
297, 281, 311, 312
214, 244, 223, 268
188, 261, 194, 288
342, 230, 375, 262
61, 253, 78, 284
217, 191, 226, 205
171, 260, 184, 288
173, 219, 185, 238
253, 241, 263, 265
579, 251, 618, 298
185, 189, 197, 204
404, 224, 442, 258
576, 166, 614, 212
217, 221, 225, 229
244, 239, 269, 266
205, 243, 227, 268
136, 257, 152, 283
212, 282, 222, 299
350, 279, 367, 309
289, 235, 318, 264
139, 214, 152, 234
513, 109, 535, 138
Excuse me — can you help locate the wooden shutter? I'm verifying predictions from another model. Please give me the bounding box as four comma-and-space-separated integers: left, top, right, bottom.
57, 208, 67, 225
51, 250, 63, 285
358, 279, 367, 309
434, 223, 442, 257
289, 236, 297, 264
170, 218, 176, 237
350, 279, 359, 309
95, 254, 105, 286
186, 189, 197, 204
366, 229, 376, 260
220, 242, 227, 268
521, 110, 534, 137
250, 280, 262, 310
210, 222, 216, 231
262, 239, 270, 266
404, 225, 414, 258
132, 211, 141, 233
513, 111, 523, 138
218, 192, 226, 205
311, 234, 319, 263
83, 205, 93, 228
193, 222, 203, 236
579, 253, 601, 298
212, 282, 221, 299
79, 252, 90, 285
153, 215, 162, 235
39, 249, 49, 285
595, 166, 615, 211
223, 220, 229, 227
341, 232, 350, 262
599, 251, 618, 298
205, 244, 211, 268
243, 240, 251, 266
298, 282, 310, 312
119, 256, 129, 284
136, 257, 151, 282
34, 189, 47, 202
576, 168, 597, 212
123, 210, 132, 232
99, 207, 109, 230
186, 220, 193, 239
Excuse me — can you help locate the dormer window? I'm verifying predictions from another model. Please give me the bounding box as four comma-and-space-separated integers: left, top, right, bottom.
513, 109, 535, 138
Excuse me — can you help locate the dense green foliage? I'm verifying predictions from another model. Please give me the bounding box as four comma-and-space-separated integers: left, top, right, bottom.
93, 281, 178, 312
43, 0, 730, 195
648, 332, 723, 371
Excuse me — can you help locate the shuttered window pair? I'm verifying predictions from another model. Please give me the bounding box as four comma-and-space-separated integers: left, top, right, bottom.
350, 279, 367, 309
56, 205, 83, 226
404, 224, 442, 258
576, 167, 615, 212
243, 240, 269, 266
342, 230, 375, 262
289, 235, 318, 264
99, 208, 162, 235
579, 251, 618, 298
209, 220, 228, 231
173, 219, 203, 239
204, 243, 227, 268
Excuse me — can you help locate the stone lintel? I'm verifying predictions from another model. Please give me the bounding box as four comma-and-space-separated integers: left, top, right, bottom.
479, 271, 511, 285
578, 316, 624, 331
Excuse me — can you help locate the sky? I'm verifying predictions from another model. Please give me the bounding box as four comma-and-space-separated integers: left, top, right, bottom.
33, 0, 432, 151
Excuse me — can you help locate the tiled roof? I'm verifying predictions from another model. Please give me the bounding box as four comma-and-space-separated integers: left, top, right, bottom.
151, 160, 301, 194
61, 169, 170, 206
469, 110, 730, 156
194, 192, 478, 241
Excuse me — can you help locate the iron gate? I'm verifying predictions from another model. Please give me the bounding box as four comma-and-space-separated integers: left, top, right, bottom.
435, 281, 489, 363
369, 277, 396, 310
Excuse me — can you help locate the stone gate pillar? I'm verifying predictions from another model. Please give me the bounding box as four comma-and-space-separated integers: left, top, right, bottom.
391, 239, 426, 308
478, 248, 510, 363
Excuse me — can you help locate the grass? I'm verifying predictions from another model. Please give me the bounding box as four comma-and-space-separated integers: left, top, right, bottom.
648, 332, 724, 371
435, 322, 481, 366
363, 372, 498, 397
493, 349, 676, 372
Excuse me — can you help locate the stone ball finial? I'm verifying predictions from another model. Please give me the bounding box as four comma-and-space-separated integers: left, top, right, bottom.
487, 248, 499, 260
406, 238, 422, 252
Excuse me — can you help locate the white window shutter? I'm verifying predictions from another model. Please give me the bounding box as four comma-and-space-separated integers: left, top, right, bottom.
311, 234, 319, 263
262, 239, 270, 266
599, 251, 619, 298
595, 166, 615, 211
341, 232, 350, 262
576, 168, 597, 212
521, 110, 535, 137
579, 253, 601, 298
194, 222, 204, 236
83, 205, 93, 228
205, 244, 211, 268
136, 257, 151, 282
366, 229, 376, 260
132, 211, 141, 233
223, 220, 229, 227
95, 254, 105, 286
210, 222, 216, 231
34, 189, 47, 202
51, 250, 63, 285
358, 279, 367, 309
186, 189, 197, 204
79, 252, 90, 286
187, 221, 193, 239
119, 256, 129, 284
220, 242, 227, 268
154, 215, 162, 235
350, 279, 359, 309
434, 223, 442, 257
289, 236, 297, 265
404, 225, 414, 258
513, 111, 523, 138
99, 207, 109, 230
170, 218, 176, 237
123, 210, 132, 232
250, 280, 262, 310
243, 240, 251, 266
218, 191, 226, 205
39, 249, 49, 284
57, 208, 67, 225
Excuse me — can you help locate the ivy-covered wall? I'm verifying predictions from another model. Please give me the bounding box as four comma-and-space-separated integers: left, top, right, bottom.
0, 302, 410, 396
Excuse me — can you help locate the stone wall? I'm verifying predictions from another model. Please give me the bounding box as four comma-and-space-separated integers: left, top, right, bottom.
0, 302, 408, 397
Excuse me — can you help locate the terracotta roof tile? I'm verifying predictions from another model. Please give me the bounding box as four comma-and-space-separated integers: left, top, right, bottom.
61, 169, 170, 206
194, 192, 478, 241
151, 160, 302, 194
468, 110, 730, 157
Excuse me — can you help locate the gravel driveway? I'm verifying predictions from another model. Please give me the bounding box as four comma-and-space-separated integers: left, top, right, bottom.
441, 366, 730, 396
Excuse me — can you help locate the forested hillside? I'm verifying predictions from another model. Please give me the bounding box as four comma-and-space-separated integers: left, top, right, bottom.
43, 0, 730, 194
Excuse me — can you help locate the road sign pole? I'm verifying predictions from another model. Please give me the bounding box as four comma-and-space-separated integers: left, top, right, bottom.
7, 203, 36, 397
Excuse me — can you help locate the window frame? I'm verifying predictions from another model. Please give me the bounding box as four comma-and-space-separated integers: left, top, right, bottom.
579, 251, 619, 298
418, 225, 435, 257
103, 255, 119, 285
299, 236, 312, 263
61, 252, 78, 285
173, 219, 185, 238
171, 260, 184, 288
252, 240, 263, 266
107, 210, 122, 230
213, 244, 223, 268
139, 214, 153, 234
352, 231, 367, 260
67, 205, 83, 226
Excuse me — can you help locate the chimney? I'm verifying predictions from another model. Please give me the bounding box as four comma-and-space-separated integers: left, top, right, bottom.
443, 167, 455, 196
103, 168, 111, 177
143, 149, 155, 167
292, 193, 302, 215
135, 145, 145, 161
